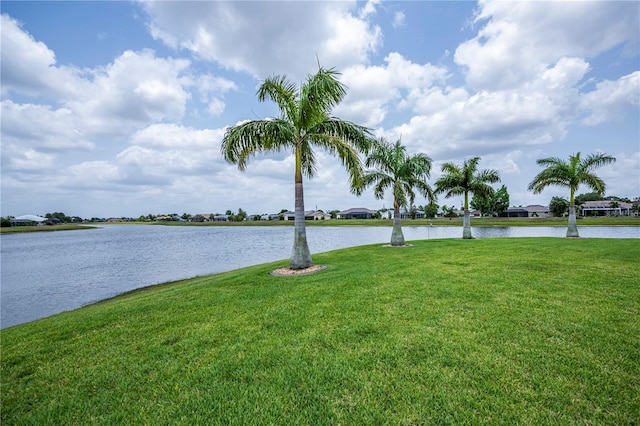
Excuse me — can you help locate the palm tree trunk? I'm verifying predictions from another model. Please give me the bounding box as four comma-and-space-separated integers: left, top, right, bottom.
462, 191, 472, 239
391, 202, 405, 246
566, 204, 579, 237
290, 147, 312, 269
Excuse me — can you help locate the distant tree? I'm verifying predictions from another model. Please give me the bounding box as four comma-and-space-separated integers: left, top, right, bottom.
491, 185, 510, 216
423, 202, 439, 218
410, 205, 418, 220
442, 205, 459, 219
528, 152, 616, 237
46, 212, 71, 223
181, 213, 191, 220
358, 137, 434, 246
329, 209, 340, 219
435, 157, 500, 238
236, 208, 247, 222
470, 185, 510, 216
470, 191, 492, 216
549, 196, 569, 217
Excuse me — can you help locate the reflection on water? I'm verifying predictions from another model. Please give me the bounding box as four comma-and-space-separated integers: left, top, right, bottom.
1, 225, 637, 328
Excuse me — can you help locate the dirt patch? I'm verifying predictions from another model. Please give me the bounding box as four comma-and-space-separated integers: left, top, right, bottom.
382, 244, 414, 248
270, 265, 328, 276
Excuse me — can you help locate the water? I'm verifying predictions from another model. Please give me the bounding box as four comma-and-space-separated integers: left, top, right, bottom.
1, 225, 638, 328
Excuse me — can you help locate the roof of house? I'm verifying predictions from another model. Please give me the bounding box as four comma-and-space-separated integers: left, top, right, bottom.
524, 205, 549, 211
581, 200, 632, 208
339, 207, 377, 214
12, 215, 46, 222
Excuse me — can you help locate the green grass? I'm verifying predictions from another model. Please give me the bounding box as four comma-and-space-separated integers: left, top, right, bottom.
2, 238, 639, 424
0, 224, 97, 234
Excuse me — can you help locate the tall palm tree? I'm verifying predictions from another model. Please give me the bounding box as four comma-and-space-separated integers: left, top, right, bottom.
359, 138, 434, 246
435, 157, 500, 239
528, 152, 616, 237
221, 66, 373, 269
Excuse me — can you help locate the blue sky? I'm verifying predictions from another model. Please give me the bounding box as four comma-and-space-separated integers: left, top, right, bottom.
1, 0, 638, 218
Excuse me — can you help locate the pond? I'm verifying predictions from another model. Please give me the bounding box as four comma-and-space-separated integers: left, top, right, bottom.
1, 224, 638, 328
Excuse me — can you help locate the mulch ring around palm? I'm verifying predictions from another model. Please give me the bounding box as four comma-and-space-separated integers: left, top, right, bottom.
270, 265, 328, 276
382, 244, 414, 248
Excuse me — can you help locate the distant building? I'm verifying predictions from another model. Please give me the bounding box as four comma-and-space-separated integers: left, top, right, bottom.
338, 208, 377, 219
499, 207, 529, 218
305, 210, 330, 220
282, 211, 296, 221
399, 209, 426, 219
580, 201, 633, 216
498, 205, 551, 218
523, 205, 550, 218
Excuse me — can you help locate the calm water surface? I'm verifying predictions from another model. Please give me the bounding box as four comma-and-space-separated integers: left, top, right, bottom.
1, 225, 637, 328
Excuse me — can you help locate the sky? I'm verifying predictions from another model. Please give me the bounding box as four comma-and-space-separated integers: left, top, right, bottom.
1, 0, 639, 219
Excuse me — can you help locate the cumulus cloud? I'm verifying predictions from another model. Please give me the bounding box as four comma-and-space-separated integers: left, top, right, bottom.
455, 0, 639, 91
130, 123, 225, 150
335, 53, 449, 127
580, 71, 640, 125
392, 11, 406, 29
66, 50, 191, 135
141, 1, 382, 80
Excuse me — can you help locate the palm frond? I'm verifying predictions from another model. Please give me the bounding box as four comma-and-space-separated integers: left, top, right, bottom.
221, 119, 294, 170
527, 151, 615, 196
581, 153, 616, 172
258, 75, 298, 121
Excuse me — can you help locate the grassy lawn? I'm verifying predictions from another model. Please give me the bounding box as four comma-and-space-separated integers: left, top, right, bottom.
1, 238, 638, 424
0, 224, 97, 234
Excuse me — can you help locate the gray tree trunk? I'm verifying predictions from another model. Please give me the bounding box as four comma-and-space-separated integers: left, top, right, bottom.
290, 181, 312, 269
391, 205, 405, 246
566, 204, 579, 238
462, 209, 473, 239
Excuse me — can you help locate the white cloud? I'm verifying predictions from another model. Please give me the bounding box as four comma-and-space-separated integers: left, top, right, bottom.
0, 14, 87, 99
1, 100, 93, 151
392, 11, 406, 29
131, 123, 225, 150
580, 71, 640, 125
67, 50, 191, 135
335, 53, 449, 126
599, 151, 640, 197
455, 0, 640, 91
9, 149, 56, 172
142, 1, 382, 80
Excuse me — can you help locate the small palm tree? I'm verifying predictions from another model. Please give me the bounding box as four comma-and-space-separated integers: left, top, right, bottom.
359, 138, 434, 246
528, 152, 616, 237
435, 157, 500, 239
221, 66, 373, 269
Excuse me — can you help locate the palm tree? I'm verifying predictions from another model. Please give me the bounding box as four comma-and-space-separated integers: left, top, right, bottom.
358, 138, 434, 246
435, 157, 500, 239
528, 152, 616, 237
221, 66, 373, 269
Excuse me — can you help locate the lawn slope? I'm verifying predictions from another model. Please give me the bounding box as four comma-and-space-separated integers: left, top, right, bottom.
2, 238, 638, 424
